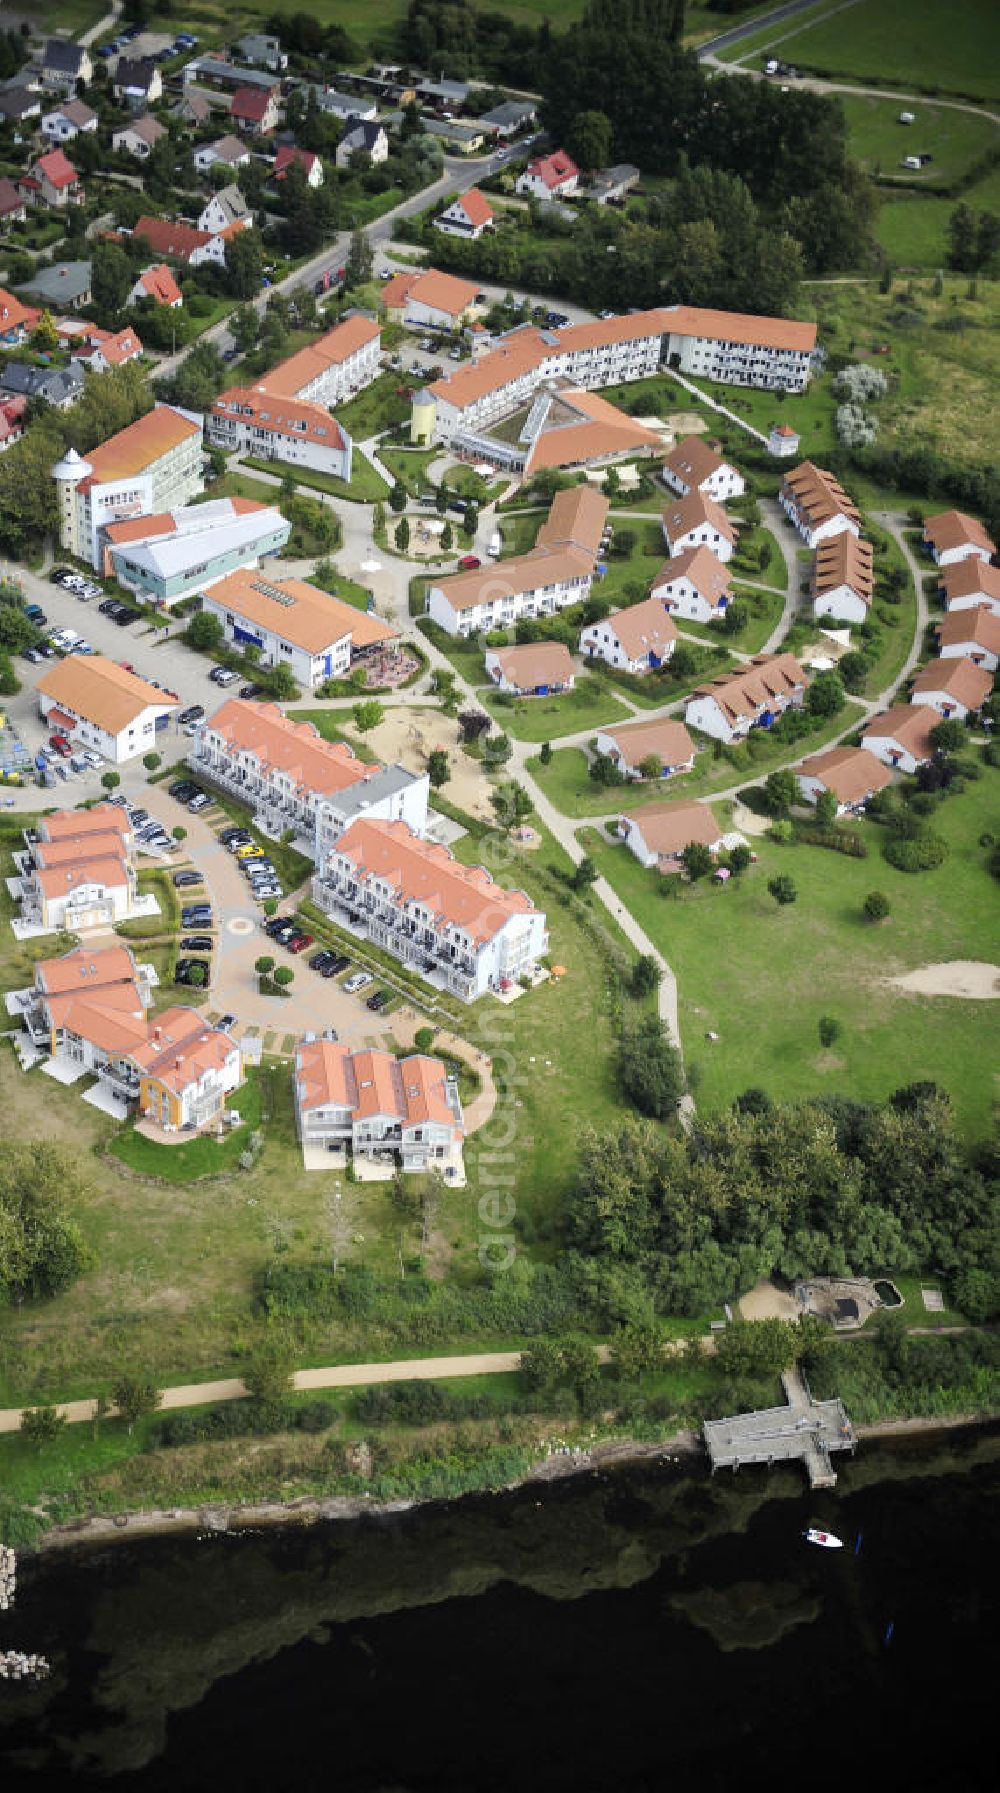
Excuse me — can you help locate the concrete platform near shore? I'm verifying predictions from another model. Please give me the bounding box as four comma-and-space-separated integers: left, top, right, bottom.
703, 1367, 855, 1489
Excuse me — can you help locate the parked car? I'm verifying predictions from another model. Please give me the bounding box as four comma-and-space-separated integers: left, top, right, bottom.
181, 904, 212, 927
219, 825, 250, 844
286, 931, 313, 954
188, 793, 211, 813
344, 970, 373, 994
209, 665, 238, 686
250, 883, 282, 900
234, 842, 263, 859
180, 935, 213, 952
173, 869, 204, 889
170, 779, 200, 802
113, 607, 140, 626
216, 1014, 237, 1033
50, 567, 73, 585
326, 954, 350, 977
238, 684, 264, 700
458, 554, 481, 570
77, 749, 103, 769
175, 959, 211, 987
309, 949, 335, 972
177, 704, 206, 727
366, 990, 389, 1012
22, 647, 44, 664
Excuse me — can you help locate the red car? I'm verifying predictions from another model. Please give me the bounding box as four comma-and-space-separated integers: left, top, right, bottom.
48, 734, 72, 757
286, 931, 314, 954
117, 661, 135, 672
459, 554, 481, 571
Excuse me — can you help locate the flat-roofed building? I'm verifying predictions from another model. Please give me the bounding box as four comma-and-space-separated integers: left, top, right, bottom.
313, 818, 548, 1002
796, 746, 892, 815
812, 534, 874, 624
103, 497, 291, 606
190, 699, 428, 856
52, 404, 203, 567
37, 656, 177, 763
580, 595, 678, 674
427, 487, 608, 635
197, 568, 397, 689
295, 1041, 464, 1172
685, 652, 808, 744
594, 717, 695, 780
780, 461, 860, 548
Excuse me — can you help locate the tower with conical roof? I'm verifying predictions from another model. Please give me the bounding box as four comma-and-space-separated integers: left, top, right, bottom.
52, 445, 92, 558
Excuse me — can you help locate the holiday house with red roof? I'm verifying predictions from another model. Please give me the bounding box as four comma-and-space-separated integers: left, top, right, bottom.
434, 187, 495, 240
516, 150, 579, 200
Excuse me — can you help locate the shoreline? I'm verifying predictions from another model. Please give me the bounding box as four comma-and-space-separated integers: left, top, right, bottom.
24, 1410, 993, 1560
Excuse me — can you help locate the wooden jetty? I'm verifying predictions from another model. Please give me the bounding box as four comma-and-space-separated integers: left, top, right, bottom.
703, 1368, 856, 1489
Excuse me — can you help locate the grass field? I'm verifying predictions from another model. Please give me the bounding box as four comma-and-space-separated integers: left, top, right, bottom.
242, 454, 389, 505
584, 766, 1000, 1142
527, 746, 702, 818
874, 164, 1000, 266
722, 0, 1000, 103
109, 1074, 262, 1185
483, 675, 632, 742
838, 94, 999, 187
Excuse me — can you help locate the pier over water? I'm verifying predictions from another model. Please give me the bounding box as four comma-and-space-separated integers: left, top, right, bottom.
703, 1367, 856, 1489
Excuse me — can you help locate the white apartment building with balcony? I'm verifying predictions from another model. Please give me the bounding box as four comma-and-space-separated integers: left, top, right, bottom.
312, 818, 548, 1002
52, 404, 204, 568
295, 1040, 464, 1172
189, 699, 427, 859
427, 486, 609, 637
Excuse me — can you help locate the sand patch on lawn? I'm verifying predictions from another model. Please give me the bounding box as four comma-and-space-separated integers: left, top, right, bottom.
729, 800, 771, 837
350, 709, 494, 821
888, 961, 1000, 999
739, 1280, 801, 1322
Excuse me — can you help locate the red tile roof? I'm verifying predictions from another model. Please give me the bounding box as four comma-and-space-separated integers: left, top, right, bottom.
273, 145, 320, 180
232, 86, 274, 123
35, 148, 79, 190
524, 150, 579, 189
134, 216, 214, 263
134, 262, 183, 306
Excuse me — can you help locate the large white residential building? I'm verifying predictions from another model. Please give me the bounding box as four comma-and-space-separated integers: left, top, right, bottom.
190, 700, 427, 859
312, 818, 548, 1002
15, 805, 138, 933
662, 306, 816, 391
923, 509, 996, 568
103, 497, 291, 607
36, 656, 176, 764
207, 387, 353, 481
253, 314, 381, 407
579, 595, 678, 675
661, 435, 745, 503
661, 490, 736, 562
650, 546, 733, 625
52, 404, 204, 567
779, 461, 860, 549
427, 487, 609, 636
197, 569, 398, 690
295, 1041, 464, 1172
685, 652, 808, 744
812, 534, 874, 625
861, 705, 938, 774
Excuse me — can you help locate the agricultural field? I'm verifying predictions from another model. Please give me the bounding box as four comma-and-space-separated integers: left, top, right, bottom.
584, 766, 1000, 1144
721, 0, 1000, 104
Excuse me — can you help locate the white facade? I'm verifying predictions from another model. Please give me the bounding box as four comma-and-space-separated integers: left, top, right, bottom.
41, 106, 97, 142
37, 689, 173, 764
662, 515, 734, 563
665, 328, 812, 393
335, 124, 388, 168
650, 561, 731, 625
938, 634, 999, 673
428, 561, 594, 637
813, 583, 869, 625
53, 409, 204, 568
661, 460, 744, 504
198, 589, 349, 689
859, 731, 928, 775
579, 613, 676, 676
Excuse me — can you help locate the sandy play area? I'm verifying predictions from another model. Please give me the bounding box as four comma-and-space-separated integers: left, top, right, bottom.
888, 961, 1000, 999
358, 708, 494, 821
738, 1280, 802, 1321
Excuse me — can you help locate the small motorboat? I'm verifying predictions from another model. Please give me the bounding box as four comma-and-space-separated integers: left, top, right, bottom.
804, 1528, 843, 1549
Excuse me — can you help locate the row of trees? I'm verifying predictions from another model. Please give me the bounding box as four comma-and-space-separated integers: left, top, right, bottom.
567, 1085, 998, 1318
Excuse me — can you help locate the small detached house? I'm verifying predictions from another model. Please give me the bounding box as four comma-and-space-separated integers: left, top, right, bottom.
594, 717, 695, 781
71, 326, 143, 372
620, 801, 725, 871
812, 533, 874, 625
197, 184, 251, 236
435, 188, 495, 239
484, 640, 576, 696
27, 148, 84, 209
0, 288, 38, 346
661, 490, 736, 563
590, 164, 640, 205
796, 746, 892, 815
923, 509, 996, 568
910, 655, 993, 720
113, 57, 163, 108
273, 145, 323, 187
516, 150, 579, 200
650, 545, 732, 625
41, 98, 98, 143
194, 135, 251, 173
768, 422, 800, 459
685, 652, 808, 744
41, 39, 92, 91
780, 461, 860, 548
0, 178, 27, 226
861, 704, 938, 774
0, 87, 41, 127
936, 604, 1000, 671
335, 120, 389, 168
580, 595, 677, 674
231, 86, 280, 136
939, 558, 1000, 617
112, 114, 167, 160
130, 263, 183, 309
661, 435, 745, 504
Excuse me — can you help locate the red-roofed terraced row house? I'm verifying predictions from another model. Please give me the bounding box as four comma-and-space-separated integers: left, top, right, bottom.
295, 1041, 464, 1172
313, 818, 548, 1002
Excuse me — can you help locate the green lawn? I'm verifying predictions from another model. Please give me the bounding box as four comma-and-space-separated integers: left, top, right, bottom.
484, 674, 631, 742
678, 585, 785, 654
242, 453, 389, 504
335, 371, 417, 440
378, 446, 439, 495
732, 0, 1000, 102
731, 526, 789, 592
874, 163, 1000, 266
109, 1074, 263, 1186
584, 766, 1000, 1142
311, 564, 377, 611
527, 746, 702, 818
839, 93, 999, 187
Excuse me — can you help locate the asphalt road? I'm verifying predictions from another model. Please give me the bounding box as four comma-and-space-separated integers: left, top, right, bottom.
697, 0, 831, 59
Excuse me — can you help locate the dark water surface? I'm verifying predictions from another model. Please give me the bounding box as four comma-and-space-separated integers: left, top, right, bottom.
1, 1427, 996, 1792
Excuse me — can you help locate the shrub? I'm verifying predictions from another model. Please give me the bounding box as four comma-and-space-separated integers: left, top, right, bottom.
863, 890, 890, 922
818, 1016, 841, 1048
883, 831, 949, 872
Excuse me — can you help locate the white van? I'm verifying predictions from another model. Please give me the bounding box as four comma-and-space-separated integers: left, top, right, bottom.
488, 530, 502, 558
902, 155, 922, 171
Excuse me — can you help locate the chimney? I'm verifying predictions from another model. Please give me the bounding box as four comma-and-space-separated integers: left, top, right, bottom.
153, 1025, 161, 1043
